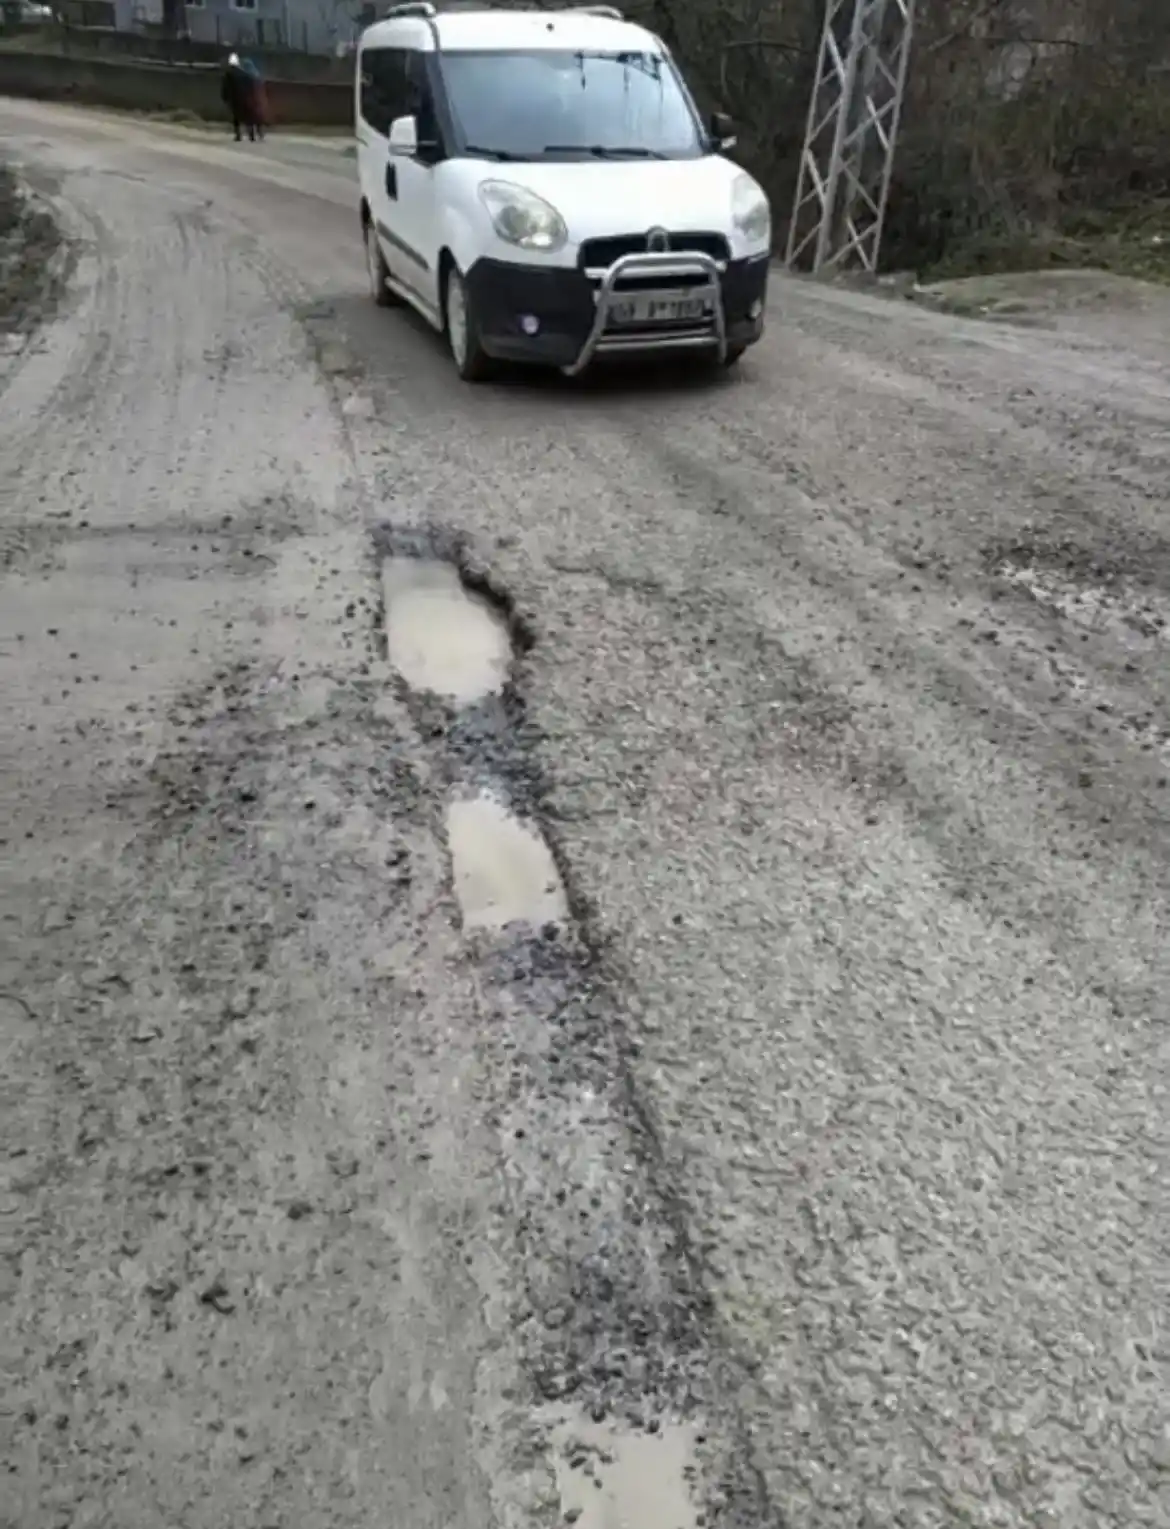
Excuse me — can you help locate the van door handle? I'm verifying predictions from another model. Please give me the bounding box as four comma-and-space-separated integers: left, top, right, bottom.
385, 164, 398, 200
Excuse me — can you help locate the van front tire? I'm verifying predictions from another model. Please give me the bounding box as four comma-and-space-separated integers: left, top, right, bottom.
443, 263, 494, 383
695, 343, 747, 380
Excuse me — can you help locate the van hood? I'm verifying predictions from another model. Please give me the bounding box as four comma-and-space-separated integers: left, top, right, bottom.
487, 154, 745, 243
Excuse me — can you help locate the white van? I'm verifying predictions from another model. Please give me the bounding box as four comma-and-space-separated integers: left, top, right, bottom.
355, 2, 771, 380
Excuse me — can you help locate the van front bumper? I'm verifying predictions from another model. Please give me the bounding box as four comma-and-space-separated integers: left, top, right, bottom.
464, 251, 769, 371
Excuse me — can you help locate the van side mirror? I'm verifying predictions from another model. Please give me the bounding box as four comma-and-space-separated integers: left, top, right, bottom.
388, 114, 418, 156
709, 111, 736, 149
389, 111, 441, 161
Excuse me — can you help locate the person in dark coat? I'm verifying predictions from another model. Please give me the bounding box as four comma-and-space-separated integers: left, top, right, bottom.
221, 53, 256, 143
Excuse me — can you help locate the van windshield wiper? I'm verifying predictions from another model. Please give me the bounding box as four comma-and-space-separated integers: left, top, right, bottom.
542, 144, 667, 159
463, 144, 521, 161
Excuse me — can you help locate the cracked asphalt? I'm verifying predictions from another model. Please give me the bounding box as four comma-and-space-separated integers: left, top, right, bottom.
2, 102, 1168, 1529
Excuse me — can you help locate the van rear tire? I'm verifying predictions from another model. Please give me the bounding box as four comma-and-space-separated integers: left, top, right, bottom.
365, 220, 401, 309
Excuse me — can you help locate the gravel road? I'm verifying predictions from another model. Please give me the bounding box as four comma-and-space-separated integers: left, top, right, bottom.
2, 102, 1168, 1529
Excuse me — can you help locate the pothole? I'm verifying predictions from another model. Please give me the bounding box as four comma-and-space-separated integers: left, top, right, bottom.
551, 1413, 700, 1529
382, 556, 513, 706
446, 793, 567, 933
996, 559, 1169, 643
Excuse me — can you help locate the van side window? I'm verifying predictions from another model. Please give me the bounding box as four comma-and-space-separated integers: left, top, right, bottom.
360, 46, 408, 137
406, 51, 441, 151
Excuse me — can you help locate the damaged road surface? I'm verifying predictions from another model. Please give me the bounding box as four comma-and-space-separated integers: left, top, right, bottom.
0, 121, 741, 1529
0, 148, 518, 1527
2, 102, 1168, 1529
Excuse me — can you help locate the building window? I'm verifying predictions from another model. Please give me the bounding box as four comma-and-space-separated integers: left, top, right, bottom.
231, 0, 257, 10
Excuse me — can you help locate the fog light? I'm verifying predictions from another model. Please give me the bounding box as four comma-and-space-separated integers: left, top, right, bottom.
749, 299, 763, 319
520, 313, 541, 335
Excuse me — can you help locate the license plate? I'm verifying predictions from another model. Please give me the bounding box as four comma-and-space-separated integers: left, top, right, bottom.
608, 290, 708, 326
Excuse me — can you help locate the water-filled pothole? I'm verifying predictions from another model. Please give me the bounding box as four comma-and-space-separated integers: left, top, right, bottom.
446, 793, 567, 933
382, 556, 512, 705
551, 1413, 700, 1529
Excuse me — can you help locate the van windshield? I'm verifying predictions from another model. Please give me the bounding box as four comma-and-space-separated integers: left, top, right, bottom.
440, 50, 705, 161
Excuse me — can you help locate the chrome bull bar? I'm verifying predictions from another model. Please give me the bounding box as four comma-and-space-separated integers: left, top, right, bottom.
562, 250, 726, 377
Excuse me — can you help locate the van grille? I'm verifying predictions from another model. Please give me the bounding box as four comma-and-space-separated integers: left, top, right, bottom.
596, 271, 711, 293
578, 232, 731, 268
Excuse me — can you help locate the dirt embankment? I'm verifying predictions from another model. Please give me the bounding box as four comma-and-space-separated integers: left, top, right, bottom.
0, 160, 65, 332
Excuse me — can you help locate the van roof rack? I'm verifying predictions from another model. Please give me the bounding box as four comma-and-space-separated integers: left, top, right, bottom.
379, 0, 624, 17
380, 0, 624, 16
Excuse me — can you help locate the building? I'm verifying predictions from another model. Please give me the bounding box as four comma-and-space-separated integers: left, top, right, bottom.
183, 0, 364, 54
104, 0, 367, 53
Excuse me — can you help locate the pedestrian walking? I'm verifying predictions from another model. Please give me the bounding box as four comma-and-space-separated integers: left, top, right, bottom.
221, 53, 256, 143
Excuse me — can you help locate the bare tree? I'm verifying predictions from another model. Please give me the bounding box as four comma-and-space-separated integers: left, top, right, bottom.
648, 0, 1170, 271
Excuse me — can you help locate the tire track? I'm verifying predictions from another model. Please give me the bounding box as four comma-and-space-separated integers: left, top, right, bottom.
2, 127, 532, 1529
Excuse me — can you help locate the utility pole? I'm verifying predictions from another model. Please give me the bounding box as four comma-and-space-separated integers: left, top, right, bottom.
785, 0, 916, 274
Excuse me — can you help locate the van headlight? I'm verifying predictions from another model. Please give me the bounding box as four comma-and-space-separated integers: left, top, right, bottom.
478, 181, 568, 253
732, 173, 771, 247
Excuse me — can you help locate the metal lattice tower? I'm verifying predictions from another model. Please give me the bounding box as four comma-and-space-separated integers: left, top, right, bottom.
785, 0, 916, 274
